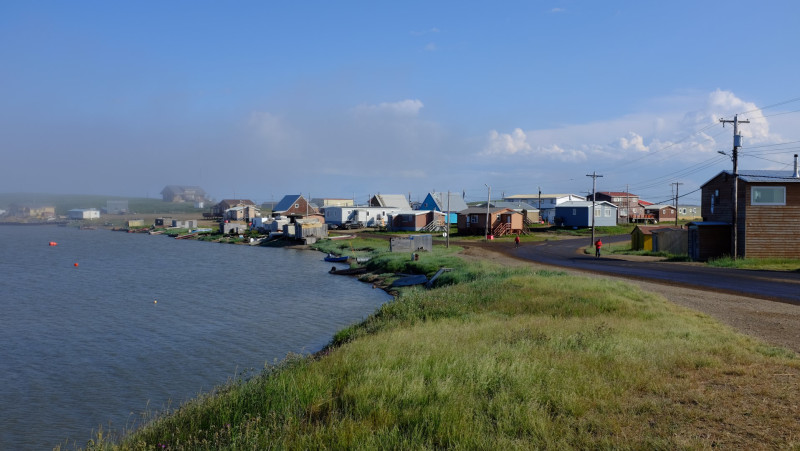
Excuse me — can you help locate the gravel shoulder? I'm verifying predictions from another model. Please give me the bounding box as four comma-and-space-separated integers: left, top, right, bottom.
459, 244, 800, 354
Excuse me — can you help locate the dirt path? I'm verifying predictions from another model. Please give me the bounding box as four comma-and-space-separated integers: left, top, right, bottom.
459, 245, 800, 354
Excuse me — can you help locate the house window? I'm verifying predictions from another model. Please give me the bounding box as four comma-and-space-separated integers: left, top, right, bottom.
751, 186, 785, 206
469, 214, 478, 223
294, 204, 299, 209
604, 208, 612, 217
572, 208, 576, 216
594, 207, 601, 217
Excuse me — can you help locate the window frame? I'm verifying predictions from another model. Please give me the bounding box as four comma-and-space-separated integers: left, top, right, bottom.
751, 186, 786, 206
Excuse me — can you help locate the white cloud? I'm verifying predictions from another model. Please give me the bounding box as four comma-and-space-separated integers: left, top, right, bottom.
485, 128, 532, 155
353, 99, 424, 116
618, 132, 649, 152
550, 8, 565, 13
424, 42, 437, 52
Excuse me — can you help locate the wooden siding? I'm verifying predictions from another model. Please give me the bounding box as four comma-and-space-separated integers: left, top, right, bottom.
741, 182, 800, 258
701, 173, 735, 222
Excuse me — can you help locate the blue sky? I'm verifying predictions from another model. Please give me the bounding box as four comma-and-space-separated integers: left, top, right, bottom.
3, 1, 800, 205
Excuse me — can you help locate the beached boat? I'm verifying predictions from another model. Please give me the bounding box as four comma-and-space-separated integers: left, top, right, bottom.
329, 267, 367, 276
324, 254, 350, 263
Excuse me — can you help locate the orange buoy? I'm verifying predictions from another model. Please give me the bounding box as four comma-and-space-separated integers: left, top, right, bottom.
49, 241, 58, 246
73, 263, 79, 267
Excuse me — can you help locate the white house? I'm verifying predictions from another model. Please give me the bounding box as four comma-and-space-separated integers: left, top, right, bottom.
324, 206, 406, 227
67, 208, 101, 220
504, 194, 586, 224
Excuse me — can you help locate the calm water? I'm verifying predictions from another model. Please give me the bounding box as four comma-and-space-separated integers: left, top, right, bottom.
0, 226, 391, 449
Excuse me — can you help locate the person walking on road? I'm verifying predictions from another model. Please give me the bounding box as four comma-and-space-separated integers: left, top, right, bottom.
594, 239, 602, 258
514, 235, 520, 248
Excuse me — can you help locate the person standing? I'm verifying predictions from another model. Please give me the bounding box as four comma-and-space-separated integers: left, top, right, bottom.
514, 235, 520, 248
594, 239, 602, 257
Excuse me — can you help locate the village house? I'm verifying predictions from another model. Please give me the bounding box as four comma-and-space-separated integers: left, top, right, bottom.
457, 207, 523, 237
160, 185, 206, 203
592, 192, 643, 223
503, 193, 585, 224
67, 208, 100, 220
10, 204, 56, 218
312, 198, 354, 208
644, 204, 678, 224
212, 199, 256, 217
369, 194, 412, 210
272, 194, 318, 218
418, 192, 468, 224
480, 201, 540, 225
105, 200, 128, 214
388, 210, 447, 232
554, 201, 618, 228
694, 168, 800, 259
325, 206, 403, 228
678, 205, 701, 221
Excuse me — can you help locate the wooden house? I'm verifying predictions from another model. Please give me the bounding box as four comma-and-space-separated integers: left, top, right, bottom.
389, 211, 446, 232
504, 193, 585, 224
554, 201, 617, 227
213, 199, 256, 217
699, 168, 800, 259
10, 204, 56, 218
272, 195, 318, 217
593, 192, 643, 223
370, 194, 411, 210
418, 192, 468, 224
457, 207, 523, 237
644, 205, 677, 224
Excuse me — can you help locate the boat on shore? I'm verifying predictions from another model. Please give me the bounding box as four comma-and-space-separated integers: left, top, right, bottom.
324, 254, 350, 263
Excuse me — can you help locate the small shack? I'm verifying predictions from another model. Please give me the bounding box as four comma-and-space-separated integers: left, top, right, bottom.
630, 225, 660, 251
687, 222, 731, 261
390, 234, 433, 253
652, 227, 687, 255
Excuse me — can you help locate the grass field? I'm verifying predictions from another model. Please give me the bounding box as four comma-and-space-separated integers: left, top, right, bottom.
75, 238, 800, 450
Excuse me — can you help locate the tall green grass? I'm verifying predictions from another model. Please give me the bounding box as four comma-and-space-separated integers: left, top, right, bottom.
79, 247, 800, 450
708, 256, 800, 271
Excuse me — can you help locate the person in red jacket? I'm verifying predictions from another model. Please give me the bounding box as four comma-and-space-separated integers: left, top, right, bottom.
594, 239, 602, 258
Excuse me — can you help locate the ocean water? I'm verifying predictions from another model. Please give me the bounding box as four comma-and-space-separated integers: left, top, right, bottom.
0, 226, 391, 449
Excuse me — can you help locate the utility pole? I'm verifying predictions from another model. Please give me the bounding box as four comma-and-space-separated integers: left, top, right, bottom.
671, 182, 683, 226
586, 171, 603, 249
538, 186, 542, 221
626, 184, 630, 224
719, 114, 749, 259
446, 190, 450, 248
484, 184, 491, 241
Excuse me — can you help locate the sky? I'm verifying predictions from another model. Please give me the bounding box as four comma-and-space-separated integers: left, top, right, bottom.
3, 1, 800, 206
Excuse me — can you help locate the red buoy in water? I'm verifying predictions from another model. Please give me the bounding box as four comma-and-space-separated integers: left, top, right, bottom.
73, 263, 79, 267
49, 241, 57, 246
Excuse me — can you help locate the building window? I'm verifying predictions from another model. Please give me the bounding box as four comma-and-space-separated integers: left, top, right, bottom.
294, 204, 299, 208
594, 207, 601, 217
751, 186, 786, 206
604, 208, 612, 217
572, 208, 576, 216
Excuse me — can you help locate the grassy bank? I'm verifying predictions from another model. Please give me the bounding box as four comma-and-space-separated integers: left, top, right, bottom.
78, 241, 799, 449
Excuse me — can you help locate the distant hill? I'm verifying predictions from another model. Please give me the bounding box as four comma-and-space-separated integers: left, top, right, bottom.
0, 193, 205, 215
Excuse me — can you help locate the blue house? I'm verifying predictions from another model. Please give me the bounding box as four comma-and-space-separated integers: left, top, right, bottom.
418, 192, 469, 224
554, 201, 618, 227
